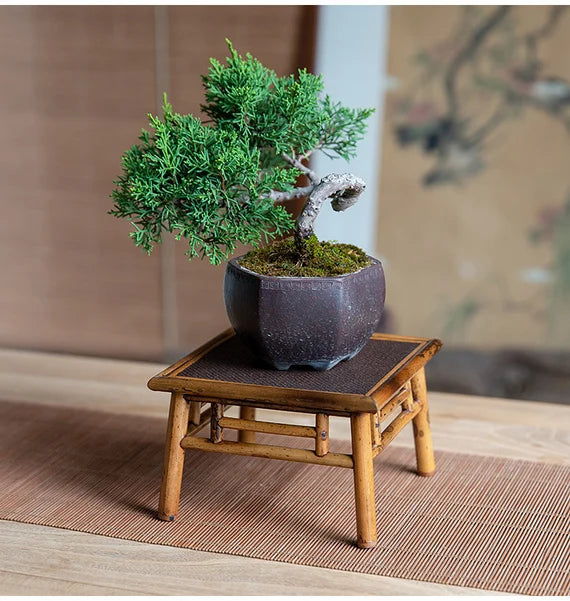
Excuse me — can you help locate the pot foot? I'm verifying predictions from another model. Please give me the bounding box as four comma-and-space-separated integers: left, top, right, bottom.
272, 362, 292, 371
267, 357, 346, 371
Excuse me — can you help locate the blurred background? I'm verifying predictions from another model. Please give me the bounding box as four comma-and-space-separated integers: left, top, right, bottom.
1, 5, 568, 404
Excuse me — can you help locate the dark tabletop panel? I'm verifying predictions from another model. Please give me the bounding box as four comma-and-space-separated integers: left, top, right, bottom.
178, 336, 421, 395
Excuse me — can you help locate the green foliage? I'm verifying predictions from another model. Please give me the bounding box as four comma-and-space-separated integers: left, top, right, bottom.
110, 98, 293, 265
319, 96, 374, 161
239, 235, 371, 277
110, 40, 374, 264
201, 41, 373, 165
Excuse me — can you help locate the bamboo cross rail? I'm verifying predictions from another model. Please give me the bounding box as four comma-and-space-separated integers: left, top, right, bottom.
373, 400, 423, 457
219, 416, 316, 438
180, 436, 354, 468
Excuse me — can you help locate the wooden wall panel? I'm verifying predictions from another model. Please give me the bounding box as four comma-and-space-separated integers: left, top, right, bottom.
0, 7, 163, 360
0, 6, 311, 361
166, 6, 309, 355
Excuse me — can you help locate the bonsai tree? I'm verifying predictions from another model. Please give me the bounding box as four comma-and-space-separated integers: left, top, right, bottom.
110, 40, 374, 270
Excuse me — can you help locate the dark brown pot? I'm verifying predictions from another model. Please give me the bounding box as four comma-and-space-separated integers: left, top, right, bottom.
223, 256, 386, 370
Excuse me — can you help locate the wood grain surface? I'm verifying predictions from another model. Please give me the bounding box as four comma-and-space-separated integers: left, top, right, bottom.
0, 6, 308, 363
0, 6, 164, 361
0, 347, 568, 594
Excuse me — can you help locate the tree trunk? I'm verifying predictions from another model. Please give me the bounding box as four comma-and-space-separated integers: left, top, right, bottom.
295, 173, 365, 249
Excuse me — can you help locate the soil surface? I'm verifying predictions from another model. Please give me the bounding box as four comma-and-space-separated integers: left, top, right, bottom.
239, 236, 372, 277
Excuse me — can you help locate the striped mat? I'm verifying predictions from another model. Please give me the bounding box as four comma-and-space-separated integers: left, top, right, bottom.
0, 400, 568, 595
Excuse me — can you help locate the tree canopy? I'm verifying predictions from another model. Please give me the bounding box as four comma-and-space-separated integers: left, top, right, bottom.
110, 40, 373, 265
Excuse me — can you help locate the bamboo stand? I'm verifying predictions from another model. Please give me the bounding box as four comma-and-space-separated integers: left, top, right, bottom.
151, 331, 441, 548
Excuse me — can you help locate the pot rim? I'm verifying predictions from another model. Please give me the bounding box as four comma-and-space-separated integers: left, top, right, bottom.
227, 254, 383, 281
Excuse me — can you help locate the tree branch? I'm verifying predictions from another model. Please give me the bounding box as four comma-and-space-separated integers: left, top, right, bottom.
468, 101, 512, 146
510, 90, 570, 132
268, 185, 315, 203
282, 152, 319, 184
524, 6, 567, 69
444, 6, 511, 120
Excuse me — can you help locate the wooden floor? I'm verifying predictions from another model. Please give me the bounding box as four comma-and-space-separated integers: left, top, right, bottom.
0, 348, 569, 595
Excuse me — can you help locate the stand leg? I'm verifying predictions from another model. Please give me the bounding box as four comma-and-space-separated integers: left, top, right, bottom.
370, 411, 380, 447
315, 413, 329, 457
410, 368, 436, 477
239, 406, 256, 443
350, 412, 377, 548
158, 392, 189, 521
189, 400, 201, 426
211, 403, 224, 443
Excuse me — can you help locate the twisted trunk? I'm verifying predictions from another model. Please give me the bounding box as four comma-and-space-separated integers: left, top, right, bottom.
294, 173, 366, 249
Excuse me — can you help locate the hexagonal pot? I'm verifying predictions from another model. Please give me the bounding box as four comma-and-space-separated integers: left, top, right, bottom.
223, 255, 386, 370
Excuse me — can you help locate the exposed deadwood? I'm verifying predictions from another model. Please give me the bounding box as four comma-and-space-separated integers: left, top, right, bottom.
295, 173, 365, 244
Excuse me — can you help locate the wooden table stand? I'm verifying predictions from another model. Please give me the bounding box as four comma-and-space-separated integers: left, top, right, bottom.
149, 330, 442, 549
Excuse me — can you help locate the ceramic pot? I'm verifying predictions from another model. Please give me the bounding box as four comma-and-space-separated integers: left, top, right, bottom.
223, 256, 386, 370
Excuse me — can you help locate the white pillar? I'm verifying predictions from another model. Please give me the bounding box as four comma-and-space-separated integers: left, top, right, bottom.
311, 5, 390, 256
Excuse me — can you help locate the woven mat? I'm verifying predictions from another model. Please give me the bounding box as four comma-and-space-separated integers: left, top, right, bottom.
0, 400, 568, 595
177, 335, 421, 394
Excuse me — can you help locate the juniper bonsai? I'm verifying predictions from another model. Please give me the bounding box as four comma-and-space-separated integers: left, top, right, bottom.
110, 40, 374, 268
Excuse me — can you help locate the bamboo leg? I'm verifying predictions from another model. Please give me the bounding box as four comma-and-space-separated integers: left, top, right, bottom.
410, 368, 436, 477
158, 392, 190, 522
350, 412, 377, 548
189, 400, 201, 426
239, 406, 256, 443
315, 413, 329, 456
211, 403, 224, 443
370, 411, 380, 448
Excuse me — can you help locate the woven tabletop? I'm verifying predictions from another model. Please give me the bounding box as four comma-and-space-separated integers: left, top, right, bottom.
178, 335, 420, 395
148, 331, 442, 412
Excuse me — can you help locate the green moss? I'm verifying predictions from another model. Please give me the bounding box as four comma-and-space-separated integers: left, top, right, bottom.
239, 236, 372, 277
